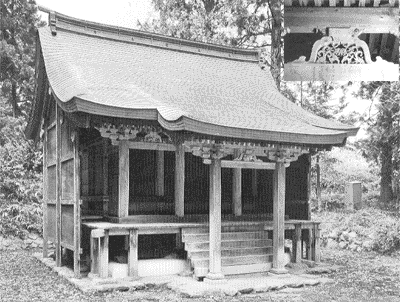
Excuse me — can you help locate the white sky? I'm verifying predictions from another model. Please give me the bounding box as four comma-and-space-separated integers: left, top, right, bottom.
36, 0, 369, 141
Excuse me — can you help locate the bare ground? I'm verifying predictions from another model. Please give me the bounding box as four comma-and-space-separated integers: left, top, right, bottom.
0, 246, 399, 302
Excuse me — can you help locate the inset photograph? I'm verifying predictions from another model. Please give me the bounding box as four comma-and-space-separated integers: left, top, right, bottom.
284, 1, 399, 81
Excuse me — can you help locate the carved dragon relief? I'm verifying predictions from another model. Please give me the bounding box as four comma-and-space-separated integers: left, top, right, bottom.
96, 123, 172, 144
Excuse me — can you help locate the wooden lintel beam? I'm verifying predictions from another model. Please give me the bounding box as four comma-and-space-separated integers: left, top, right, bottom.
285, 7, 399, 34
116, 141, 176, 151
221, 160, 276, 169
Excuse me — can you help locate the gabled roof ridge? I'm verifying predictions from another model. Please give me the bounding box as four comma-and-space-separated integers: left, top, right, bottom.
38, 6, 260, 62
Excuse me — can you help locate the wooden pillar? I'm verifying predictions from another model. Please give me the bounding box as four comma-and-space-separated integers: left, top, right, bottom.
155, 151, 165, 196
271, 161, 288, 274
306, 154, 312, 220
100, 230, 109, 278
118, 141, 129, 217
102, 138, 109, 216
291, 223, 302, 263
175, 144, 185, 217
55, 104, 62, 267
73, 129, 81, 278
314, 223, 321, 263
128, 229, 139, 277
43, 128, 48, 258
232, 167, 242, 216
205, 159, 224, 281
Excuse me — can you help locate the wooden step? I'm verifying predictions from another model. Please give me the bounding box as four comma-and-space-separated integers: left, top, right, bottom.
188, 247, 272, 259
182, 231, 268, 243
185, 239, 272, 251
181, 224, 264, 235
191, 254, 272, 268
194, 262, 272, 278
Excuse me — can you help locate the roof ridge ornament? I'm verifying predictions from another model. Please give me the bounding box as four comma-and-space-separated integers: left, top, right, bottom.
49, 11, 57, 36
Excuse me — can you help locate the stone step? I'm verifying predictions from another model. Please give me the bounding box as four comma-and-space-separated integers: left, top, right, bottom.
191, 254, 272, 268
182, 231, 268, 243
194, 262, 273, 278
185, 239, 272, 251
181, 224, 264, 235
188, 247, 272, 259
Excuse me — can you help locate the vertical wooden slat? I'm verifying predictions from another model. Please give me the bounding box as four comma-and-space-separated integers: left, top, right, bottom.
102, 138, 109, 215
284, 0, 293, 5
175, 144, 185, 217
252, 169, 258, 198
55, 104, 62, 266
344, 0, 350, 6
315, 0, 322, 6
155, 151, 165, 196
118, 141, 129, 217
232, 150, 242, 216
128, 229, 139, 277
373, 0, 380, 6
271, 162, 287, 274
73, 128, 81, 278
43, 128, 48, 258
329, 0, 336, 6
358, 0, 366, 6
206, 159, 224, 281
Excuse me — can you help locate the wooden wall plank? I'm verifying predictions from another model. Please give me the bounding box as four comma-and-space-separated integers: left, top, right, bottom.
43, 128, 48, 258
73, 128, 81, 278
118, 141, 130, 217
55, 104, 62, 267
175, 144, 185, 217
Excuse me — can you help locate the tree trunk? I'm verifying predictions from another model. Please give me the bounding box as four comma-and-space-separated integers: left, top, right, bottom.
379, 142, 393, 203
11, 81, 19, 118
269, 0, 282, 90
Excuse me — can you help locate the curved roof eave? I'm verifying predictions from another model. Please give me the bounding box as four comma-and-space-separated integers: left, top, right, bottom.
56, 96, 355, 146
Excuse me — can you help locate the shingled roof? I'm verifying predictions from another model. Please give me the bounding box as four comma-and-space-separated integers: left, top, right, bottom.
26, 10, 358, 145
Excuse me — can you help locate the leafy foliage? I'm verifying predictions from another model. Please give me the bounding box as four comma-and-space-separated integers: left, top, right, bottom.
0, 0, 44, 237
139, 0, 271, 47
0, 0, 45, 117
0, 99, 43, 237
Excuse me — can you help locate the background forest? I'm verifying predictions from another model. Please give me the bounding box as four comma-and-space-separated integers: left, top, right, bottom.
0, 0, 399, 252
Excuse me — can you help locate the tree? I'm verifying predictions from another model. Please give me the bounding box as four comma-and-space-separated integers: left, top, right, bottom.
0, 0, 45, 117
355, 82, 400, 204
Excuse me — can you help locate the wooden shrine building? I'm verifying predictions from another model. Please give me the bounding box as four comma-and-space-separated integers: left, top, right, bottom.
26, 10, 358, 281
